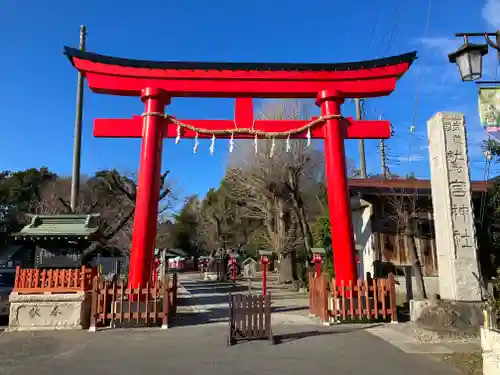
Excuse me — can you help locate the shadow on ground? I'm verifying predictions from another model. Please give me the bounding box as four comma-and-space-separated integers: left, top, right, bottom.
175, 306, 230, 327
273, 324, 383, 344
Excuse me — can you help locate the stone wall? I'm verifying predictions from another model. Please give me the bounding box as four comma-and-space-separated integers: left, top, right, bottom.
395, 276, 440, 301
8, 292, 91, 331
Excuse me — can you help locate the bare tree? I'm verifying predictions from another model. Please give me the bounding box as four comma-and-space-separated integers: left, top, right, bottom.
226, 99, 321, 282
33, 170, 174, 262
227, 163, 301, 282
382, 187, 429, 300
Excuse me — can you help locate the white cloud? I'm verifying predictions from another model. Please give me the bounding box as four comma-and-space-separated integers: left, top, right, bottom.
483, 0, 500, 29
415, 37, 461, 54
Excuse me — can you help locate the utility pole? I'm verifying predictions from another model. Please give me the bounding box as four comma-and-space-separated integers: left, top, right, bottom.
70, 25, 87, 213
355, 98, 367, 178
379, 139, 388, 179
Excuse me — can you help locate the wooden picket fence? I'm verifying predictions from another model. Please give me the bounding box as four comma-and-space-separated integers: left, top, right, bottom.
13, 266, 96, 294
308, 272, 398, 323
228, 293, 273, 346
89, 274, 178, 331
308, 273, 329, 322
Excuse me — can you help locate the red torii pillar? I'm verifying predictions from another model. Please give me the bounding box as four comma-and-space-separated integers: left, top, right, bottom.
94, 97, 391, 288
64, 46, 415, 289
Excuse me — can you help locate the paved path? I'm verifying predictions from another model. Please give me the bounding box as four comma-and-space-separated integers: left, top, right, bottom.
0, 273, 461, 375
0, 322, 460, 375
176, 273, 316, 326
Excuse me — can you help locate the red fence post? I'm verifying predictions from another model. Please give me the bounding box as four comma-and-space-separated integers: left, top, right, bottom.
388, 273, 398, 323
89, 276, 98, 332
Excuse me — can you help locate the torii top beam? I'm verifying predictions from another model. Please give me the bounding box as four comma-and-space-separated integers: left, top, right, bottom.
64, 47, 417, 99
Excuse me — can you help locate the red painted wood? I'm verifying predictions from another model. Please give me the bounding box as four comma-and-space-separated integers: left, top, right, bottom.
84, 72, 400, 98
72, 56, 411, 80
318, 90, 358, 287
94, 117, 391, 139
72, 55, 412, 98
127, 88, 168, 289
65, 48, 414, 289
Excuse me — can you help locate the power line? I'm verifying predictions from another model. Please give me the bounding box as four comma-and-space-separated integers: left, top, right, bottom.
376, 0, 402, 55
406, 0, 433, 167
384, 0, 410, 54
364, 0, 380, 50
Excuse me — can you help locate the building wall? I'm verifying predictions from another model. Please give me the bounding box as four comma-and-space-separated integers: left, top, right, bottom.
355, 192, 490, 281
351, 198, 376, 278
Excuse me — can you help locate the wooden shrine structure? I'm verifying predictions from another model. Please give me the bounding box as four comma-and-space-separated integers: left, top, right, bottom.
64, 46, 416, 289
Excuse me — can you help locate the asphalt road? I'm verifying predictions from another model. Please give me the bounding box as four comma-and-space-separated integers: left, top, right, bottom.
0, 324, 461, 375
0, 274, 461, 375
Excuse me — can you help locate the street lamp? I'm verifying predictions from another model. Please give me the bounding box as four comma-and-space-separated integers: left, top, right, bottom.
448, 32, 500, 82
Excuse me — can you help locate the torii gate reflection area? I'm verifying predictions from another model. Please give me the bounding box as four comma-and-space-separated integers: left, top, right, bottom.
65, 47, 416, 288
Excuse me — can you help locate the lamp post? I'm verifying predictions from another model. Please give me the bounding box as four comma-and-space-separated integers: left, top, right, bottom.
229, 253, 237, 284
448, 31, 500, 82
258, 250, 273, 296
311, 247, 325, 279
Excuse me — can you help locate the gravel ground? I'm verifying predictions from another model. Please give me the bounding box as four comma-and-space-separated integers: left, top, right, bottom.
437, 351, 483, 375
388, 322, 481, 345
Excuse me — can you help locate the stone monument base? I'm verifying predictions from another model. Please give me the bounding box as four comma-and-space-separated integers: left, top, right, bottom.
8, 292, 91, 332
410, 299, 484, 334
203, 272, 218, 281
481, 326, 500, 375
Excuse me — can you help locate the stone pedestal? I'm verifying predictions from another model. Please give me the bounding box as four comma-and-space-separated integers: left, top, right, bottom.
8, 292, 91, 331
410, 299, 484, 333
427, 112, 482, 301
203, 272, 218, 281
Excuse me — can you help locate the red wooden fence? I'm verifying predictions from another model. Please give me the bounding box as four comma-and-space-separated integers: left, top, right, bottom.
308, 272, 398, 323
308, 273, 329, 322
89, 274, 178, 331
13, 266, 96, 294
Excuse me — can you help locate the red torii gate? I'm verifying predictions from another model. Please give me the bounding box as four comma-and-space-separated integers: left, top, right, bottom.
65, 47, 416, 289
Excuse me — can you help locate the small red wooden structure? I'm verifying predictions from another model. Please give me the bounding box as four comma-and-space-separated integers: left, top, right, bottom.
64, 47, 416, 290
14, 266, 95, 294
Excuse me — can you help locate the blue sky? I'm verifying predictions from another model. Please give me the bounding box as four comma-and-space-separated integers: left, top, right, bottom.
1, 0, 499, 200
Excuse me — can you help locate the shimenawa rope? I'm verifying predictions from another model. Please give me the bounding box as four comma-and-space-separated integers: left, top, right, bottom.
140, 112, 343, 138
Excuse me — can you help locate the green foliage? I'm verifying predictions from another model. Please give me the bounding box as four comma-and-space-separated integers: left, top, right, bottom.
482, 139, 500, 323
0, 167, 57, 240
312, 210, 334, 280
0, 167, 56, 214
487, 270, 500, 324
295, 246, 309, 287
312, 211, 331, 248
158, 195, 201, 257
242, 229, 269, 259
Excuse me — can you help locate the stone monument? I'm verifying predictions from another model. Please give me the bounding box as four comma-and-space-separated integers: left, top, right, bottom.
412, 112, 484, 331
428, 112, 481, 301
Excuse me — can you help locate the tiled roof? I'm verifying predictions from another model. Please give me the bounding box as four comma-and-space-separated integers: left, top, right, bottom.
12, 214, 100, 240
